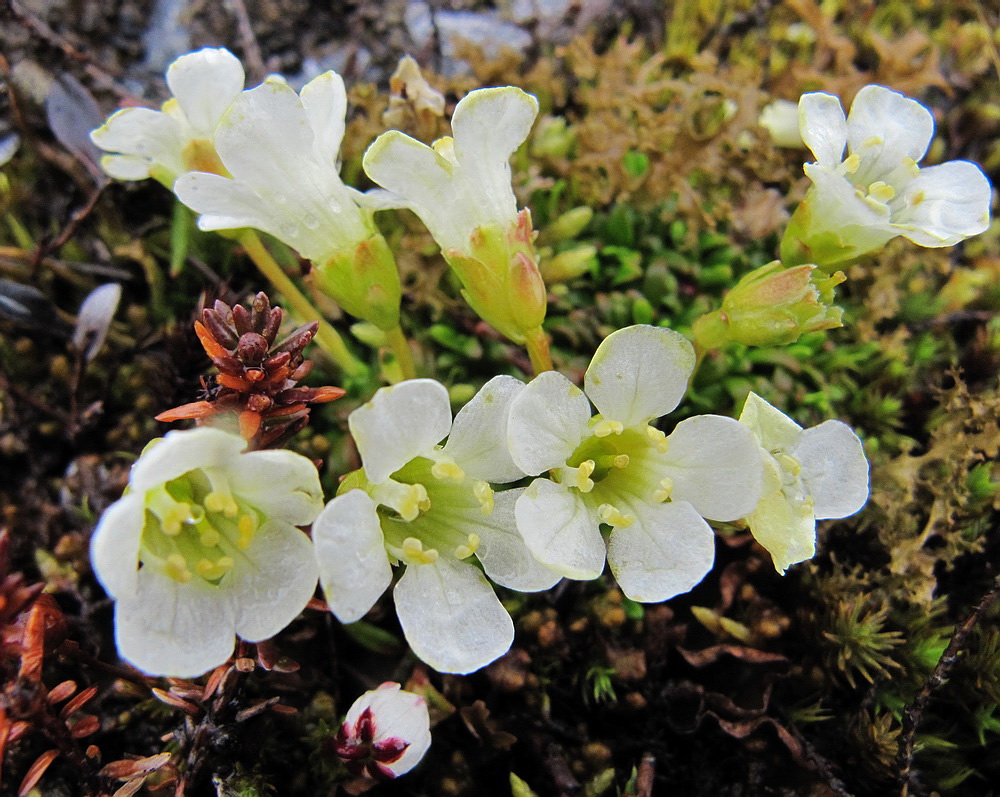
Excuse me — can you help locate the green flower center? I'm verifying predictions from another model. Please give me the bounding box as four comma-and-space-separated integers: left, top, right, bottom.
363, 456, 493, 566
140, 468, 260, 585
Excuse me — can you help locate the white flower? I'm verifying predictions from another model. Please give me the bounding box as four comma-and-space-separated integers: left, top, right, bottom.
90, 427, 323, 677
738, 392, 870, 574
72, 282, 121, 361
90, 48, 244, 185
783, 84, 992, 266
173, 72, 378, 265
362, 87, 546, 344
312, 377, 558, 674
507, 325, 764, 603
333, 682, 431, 779
364, 86, 537, 254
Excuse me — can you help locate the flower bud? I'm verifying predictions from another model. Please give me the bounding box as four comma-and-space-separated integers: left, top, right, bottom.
313, 233, 402, 332
692, 261, 845, 349
333, 682, 431, 779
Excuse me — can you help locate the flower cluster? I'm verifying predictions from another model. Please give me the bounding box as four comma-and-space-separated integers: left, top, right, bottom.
89, 50, 994, 725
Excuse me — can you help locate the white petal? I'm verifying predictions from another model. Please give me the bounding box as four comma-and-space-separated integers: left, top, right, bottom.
173, 171, 274, 233
663, 415, 764, 521
801, 163, 896, 251
514, 479, 605, 579
450, 87, 537, 227
759, 99, 804, 148
747, 464, 816, 574
792, 420, 870, 519
224, 448, 323, 525
362, 131, 458, 248
166, 48, 245, 136
99, 154, 154, 180
115, 569, 236, 677
798, 92, 847, 166
73, 283, 121, 361
393, 557, 514, 674
584, 325, 695, 426
313, 491, 392, 623
607, 500, 715, 603
507, 371, 591, 475
847, 85, 934, 181
90, 107, 185, 178
349, 379, 453, 484
300, 71, 347, 169
738, 392, 802, 452
476, 488, 562, 592
444, 375, 526, 482
230, 520, 318, 641
892, 161, 992, 246
130, 427, 246, 492
90, 493, 144, 599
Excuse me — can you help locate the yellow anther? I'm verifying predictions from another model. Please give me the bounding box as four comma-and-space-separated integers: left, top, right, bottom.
473, 481, 494, 515
402, 537, 439, 565
653, 476, 674, 503
862, 136, 883, 148
598, 503, 635, 528
842, 153, 861, 174
574, 460, 596, 493
910, 189, 925, 206
593, 419, 625, 438
205, 491, 239, 517
399, 484, 430, 521
454, 533, 481, 560
199, 527, 221, 547
613, 454, 630, 469
165, 553, 193, 583
646, 426, 669, 454
196, 556, 235, 580
431, 459, 465, 482
237, 513, 256, 550
775, 452, 802, 477
160, 503, 191, 536
868, 181, 895, 202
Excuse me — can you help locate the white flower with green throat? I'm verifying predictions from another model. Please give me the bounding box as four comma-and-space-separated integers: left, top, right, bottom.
738, 392, 870, 574
90, 48, 244, 187
90, 427, 323, 677
312, 377, 558, 674
507, 325, 764, 603
782, 84, 992, 269
362, 87, 548, 353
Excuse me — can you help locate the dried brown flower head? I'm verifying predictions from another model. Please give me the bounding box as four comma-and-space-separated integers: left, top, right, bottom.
156, 293, 345, 449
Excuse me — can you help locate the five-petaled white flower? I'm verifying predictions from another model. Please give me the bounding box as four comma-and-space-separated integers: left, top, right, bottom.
91, 48, 244, 186
173, 71, 402, 330
507, 325, 764, 603
362, 87, 547, 345
333, 682, 431, 779
782, 84, 992, 267
738, 392, 870, 574
312, 377, 558, 674
90, 427, 323, 677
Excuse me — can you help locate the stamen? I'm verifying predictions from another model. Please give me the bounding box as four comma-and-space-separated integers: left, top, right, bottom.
841, 153, 861, 174
165, 553, 193, 583
598, 503, 635, 528
473, 480, 494, 515
454, 533, 481, 560
199, 526, 221, 548
612, 454, 630, 469
196, 556, 235, 580
402, 537, 439, 565
430, 455, 465, 482
646, 426, 669, 454
571, 460, 596, 493
372, 480, 431, 522
147, 487, 194, 536
237, 513, 257, 550
775, 452, 802, 477
653, 476, 674, 503
204, 472, 239, 517
862, 136, 883, 148
868, 181, 895, 203
593, 419, 624, 438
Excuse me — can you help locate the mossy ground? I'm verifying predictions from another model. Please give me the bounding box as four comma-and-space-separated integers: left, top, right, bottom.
1, 1, 999, 795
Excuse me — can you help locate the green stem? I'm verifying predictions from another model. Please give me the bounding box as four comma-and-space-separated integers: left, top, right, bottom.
524, 326, 554, 375
384, 324, 417, 382
239, 232, 367, 378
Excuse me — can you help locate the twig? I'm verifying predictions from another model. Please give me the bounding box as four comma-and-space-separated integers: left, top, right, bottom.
896, 574, 1000, 796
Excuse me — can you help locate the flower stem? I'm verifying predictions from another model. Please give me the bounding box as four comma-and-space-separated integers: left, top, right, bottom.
524, 326, 553, 374
384, 324, 417, 381
239, 231, 367, 377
